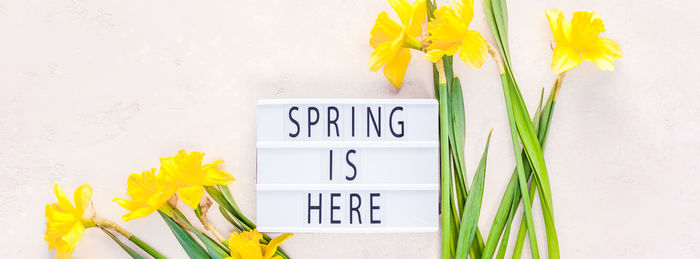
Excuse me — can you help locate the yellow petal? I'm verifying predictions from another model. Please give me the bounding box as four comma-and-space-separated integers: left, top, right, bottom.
551, 44, 581, 74
62, 222, 85, 244
73, 184, 92, 215
388, 0, 412, 25
545, 9, 568, 44
452, 0, 474, 25
52, 183, 75, 213
53, 222, 84, 258
55, 244, 75, 259
263, 233, 294, 259
177, 185, 205, 209
458, 30, 488, 70
383, 47, 412, 88
369, 43, 389, 71
113, 198, 140, 211
426, 7, 466, 56
370, 11, 403, 48
581, 37, 622, 71
425, 49, 445, 62
121, 207, 159, 221
202, 160, 235, 186
369, 41, 395, 71
408, 0, 426, 37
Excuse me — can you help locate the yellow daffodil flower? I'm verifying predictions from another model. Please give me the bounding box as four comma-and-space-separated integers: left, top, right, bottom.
425, 0, 488, 70
113, 168, 175, 221
160, 150, 235, 209
369, 0, 426, 88
226, 229, 293, 259
44, 183, 94, 259
546, 9, 622, 74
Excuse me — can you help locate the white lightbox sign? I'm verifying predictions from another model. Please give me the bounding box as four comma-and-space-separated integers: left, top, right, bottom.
256, 99, 438, 233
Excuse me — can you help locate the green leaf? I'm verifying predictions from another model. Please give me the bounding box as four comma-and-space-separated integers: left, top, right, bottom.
509, 75, 560, 259
217, 185, 240, 210
443, 56, 454, 90
501, 73, 540, 259
219, 205, 244, 232
513, 82, 561, 259
482, 170, 516, 259
100, 227, 146, 259
427, 0, 437, 18
448, 77, 486, 259
482, 0, 560, 258
455, 131, 492, 259
495, 189, 520, 259
438, 78, 452, 259
493, 88, 545, 259
206, 186, 249, 230
432, 66, 440, 99
159, 211, 210, 259
209, 186, 291, 259
171, 209, 229, 259
449, 77, 468, 206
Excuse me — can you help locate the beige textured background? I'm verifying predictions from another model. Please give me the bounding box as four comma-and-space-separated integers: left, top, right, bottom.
1, 0, 699, 258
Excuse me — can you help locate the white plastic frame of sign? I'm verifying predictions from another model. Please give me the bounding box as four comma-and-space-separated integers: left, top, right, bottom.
257, 99, 439, 233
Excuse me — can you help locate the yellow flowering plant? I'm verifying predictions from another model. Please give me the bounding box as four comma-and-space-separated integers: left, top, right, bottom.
44, 183, 164, 259
369, 1, 495, 258
369, 0, 426, 88
368, 1, 494, 258
369, 1, 621, 258
44, 150, 292, 259
41, 2, 624, 258
480, 2, 622, 259
500, 9, 622, 259
130, 149, 291, 259
546, 9, 622, 75
44, 183, 92, 259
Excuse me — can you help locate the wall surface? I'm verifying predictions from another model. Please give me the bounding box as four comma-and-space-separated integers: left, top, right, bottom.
1, 0, 699, 258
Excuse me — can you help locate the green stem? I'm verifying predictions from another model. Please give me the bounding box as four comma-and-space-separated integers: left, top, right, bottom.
439, 71, 452, 259
128, 235, 167, 259
100, 227, 145, 259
